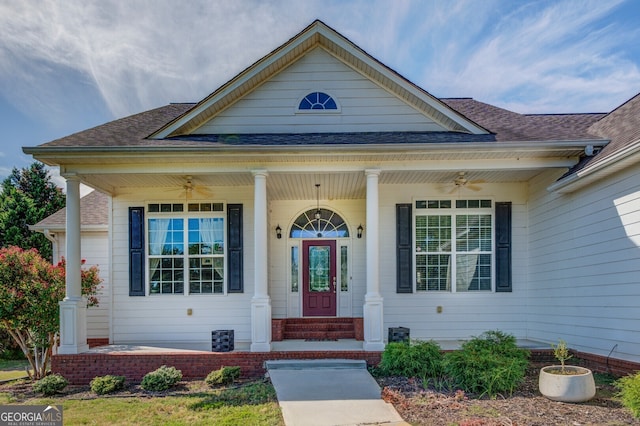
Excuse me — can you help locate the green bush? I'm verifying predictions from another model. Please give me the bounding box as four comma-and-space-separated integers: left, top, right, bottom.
90, 375, 126, 395
140, 365, 183, 391
205, 366, 241, 387
444, 330, 529, 398
616, 372, 640, 418
33, 373, 68, 396
378, 340, 443, 379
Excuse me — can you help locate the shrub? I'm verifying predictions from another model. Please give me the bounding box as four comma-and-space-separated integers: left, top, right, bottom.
378, 340, 443, 379
33, 373, 68, 396
140, 365, 183, 391
444, 330, 529, 398
205, 366, 241, 387
616, 372, 640, 418
90, 375, 126, 395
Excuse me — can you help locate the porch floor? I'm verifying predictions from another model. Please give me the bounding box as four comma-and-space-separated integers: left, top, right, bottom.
81, 338, 548, 354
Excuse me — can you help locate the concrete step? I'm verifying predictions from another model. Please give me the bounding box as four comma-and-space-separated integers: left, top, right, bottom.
265, 359, 367, 370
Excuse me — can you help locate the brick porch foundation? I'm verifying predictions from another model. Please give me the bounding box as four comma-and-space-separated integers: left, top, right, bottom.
53, 350, 383, 385
53, 348, 640, 385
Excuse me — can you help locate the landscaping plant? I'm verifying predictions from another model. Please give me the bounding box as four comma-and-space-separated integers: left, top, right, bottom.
90, 375, 126, 395
551, 339, 573, 373
205, 366, 241, 387
616, 371, 640, 418
444, 330, 529, 398
140, 365, 183, 391
378, 340, 443, 379
0, 247, 101, 380
33, 373, 68, 396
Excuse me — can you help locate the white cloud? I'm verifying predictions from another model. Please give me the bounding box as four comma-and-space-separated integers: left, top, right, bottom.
0, 0, 638, 128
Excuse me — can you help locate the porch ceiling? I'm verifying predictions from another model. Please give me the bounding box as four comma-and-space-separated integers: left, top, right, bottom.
80, 169, 543, 200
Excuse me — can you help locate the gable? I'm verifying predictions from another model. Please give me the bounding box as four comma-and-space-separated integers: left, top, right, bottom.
152, 20, 488, 138
194, 48, 449, 134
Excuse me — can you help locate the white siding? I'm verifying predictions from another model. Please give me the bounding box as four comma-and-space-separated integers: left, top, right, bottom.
528, 167, 640, 363
110, 187, 254, 350
195, 48, 447, 134
54, 232, 110, 339
379, 183, 531, 342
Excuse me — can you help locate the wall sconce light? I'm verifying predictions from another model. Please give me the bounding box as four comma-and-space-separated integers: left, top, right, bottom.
357, 224, 363, 239
276, 224, 282, 239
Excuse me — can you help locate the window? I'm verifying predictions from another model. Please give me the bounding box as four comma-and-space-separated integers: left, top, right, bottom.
297, 92, 338, 111
147, 204, 224, 295
415, 200, 493, 292
290, 208, 349, 238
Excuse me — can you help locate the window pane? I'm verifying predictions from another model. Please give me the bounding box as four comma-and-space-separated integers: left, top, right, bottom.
291, 247, 299, 292
341, 246, 348, 291
456, 253, 491, 291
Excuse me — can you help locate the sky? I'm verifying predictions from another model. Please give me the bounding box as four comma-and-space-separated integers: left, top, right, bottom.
1, 0, 640, 187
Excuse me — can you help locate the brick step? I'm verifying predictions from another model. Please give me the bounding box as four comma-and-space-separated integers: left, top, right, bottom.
272, 318, 364, 342
284, 323, 355, 332
284, 318, 355, 325
283, 330, 356, 340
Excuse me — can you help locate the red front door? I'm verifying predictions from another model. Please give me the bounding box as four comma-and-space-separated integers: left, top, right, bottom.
302, 240, 336, 316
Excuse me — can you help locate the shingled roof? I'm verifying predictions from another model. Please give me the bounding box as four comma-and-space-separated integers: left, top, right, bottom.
34, 97, 606, 150
31, 190, 109, 230
441, 98, 605, 142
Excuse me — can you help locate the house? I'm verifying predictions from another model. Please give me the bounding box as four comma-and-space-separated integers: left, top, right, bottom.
24, 20, 640, 368
30, 190, 111, 347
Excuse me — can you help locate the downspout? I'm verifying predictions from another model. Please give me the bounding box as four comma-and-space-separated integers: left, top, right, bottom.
42, 229, 59, 262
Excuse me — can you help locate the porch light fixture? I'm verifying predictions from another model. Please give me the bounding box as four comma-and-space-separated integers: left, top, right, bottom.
314, 184, 321, 220
276, 224, 282, 239
357, 224, 363, 239
314, 183, 322, 237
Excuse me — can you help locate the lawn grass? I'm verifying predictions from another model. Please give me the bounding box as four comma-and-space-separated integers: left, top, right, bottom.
0, 381, 284, 426
0, 359, 30, 381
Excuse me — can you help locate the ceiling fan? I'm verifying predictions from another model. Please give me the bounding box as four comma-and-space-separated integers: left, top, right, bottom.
167, 176, 213, 200
447, 172, 484, 193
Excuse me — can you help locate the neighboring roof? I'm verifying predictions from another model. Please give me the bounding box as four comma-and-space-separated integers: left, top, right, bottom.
31, 190, 109, 231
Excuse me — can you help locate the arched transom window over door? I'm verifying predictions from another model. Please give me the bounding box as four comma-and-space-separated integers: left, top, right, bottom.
289, 208, 350, 238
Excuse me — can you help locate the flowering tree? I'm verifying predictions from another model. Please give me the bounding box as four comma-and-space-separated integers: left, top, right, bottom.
0, 246, 101, 379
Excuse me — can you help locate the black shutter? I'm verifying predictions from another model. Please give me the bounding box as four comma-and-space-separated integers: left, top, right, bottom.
396, 203, 413, 293
227, 204, 243, 293
129, 207, 145, 296
495, 202, 512, 292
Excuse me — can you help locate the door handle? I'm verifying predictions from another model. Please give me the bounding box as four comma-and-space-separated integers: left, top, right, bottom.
333, 276, 336, 293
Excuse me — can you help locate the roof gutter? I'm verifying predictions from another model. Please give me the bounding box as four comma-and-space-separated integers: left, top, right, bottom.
547, 139, 640, 193
23, 139, 607, 158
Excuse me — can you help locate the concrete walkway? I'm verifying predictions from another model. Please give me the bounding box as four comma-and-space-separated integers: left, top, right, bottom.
266, 359, 408, 426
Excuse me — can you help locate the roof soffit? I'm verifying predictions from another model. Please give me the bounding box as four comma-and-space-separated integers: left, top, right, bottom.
151, 20, 488, 138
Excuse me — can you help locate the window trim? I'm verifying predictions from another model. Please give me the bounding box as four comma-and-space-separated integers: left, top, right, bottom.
145, 202, 227, 296
413, 199, 495, 293
295, 91, 341, 113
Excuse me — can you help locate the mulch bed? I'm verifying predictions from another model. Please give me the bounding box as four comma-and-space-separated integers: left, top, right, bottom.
377, 364, 639, 425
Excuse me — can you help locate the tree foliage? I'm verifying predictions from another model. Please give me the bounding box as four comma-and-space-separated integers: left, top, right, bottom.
0, 162, 66, 260
0, 246, 101, 379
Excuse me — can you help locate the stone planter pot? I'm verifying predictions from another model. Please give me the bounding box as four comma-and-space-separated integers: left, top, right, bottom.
539, 365, 596, 403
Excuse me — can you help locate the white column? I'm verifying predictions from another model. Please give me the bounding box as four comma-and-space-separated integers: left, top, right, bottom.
250, 170, 272, 352
363, 169, 385, 351
58, 174, 89, 354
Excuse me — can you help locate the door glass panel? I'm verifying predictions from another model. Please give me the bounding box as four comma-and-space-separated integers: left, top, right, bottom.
291, 246, 299, 292
340, 246, 348, 291
308, 246, 330, 292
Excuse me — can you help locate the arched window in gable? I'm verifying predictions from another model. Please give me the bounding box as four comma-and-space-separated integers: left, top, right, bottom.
298, 92, 338, 111
289, 208, 349, 238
